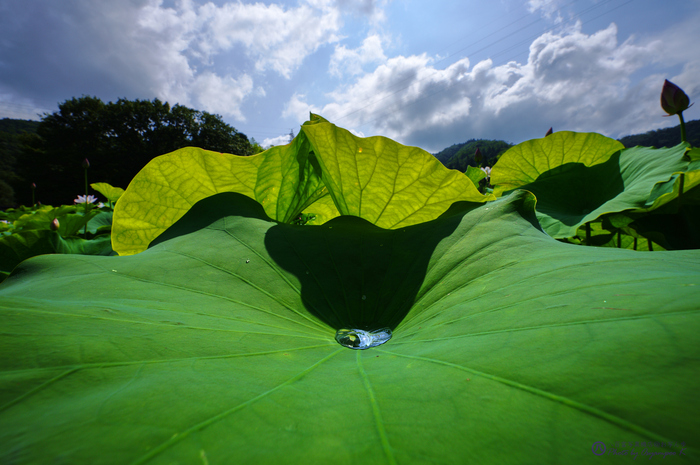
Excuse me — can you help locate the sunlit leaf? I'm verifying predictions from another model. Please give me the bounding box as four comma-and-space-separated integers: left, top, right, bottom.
491, 131, 624, 195
112, 115, 492, 255
90, 182, 125, 203
300, 117, 493, 229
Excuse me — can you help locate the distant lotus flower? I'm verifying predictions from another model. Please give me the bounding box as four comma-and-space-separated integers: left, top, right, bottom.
481, 166, 491, 178
31, 183, 36, 189
661, 79, 691, 116
50, 218, 60, 231
74, 194, 98, 204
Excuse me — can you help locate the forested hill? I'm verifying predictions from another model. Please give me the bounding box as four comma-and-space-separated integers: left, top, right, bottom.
618, 119, 699, 148
0, 118, 39, 135
433, 139, 513, 172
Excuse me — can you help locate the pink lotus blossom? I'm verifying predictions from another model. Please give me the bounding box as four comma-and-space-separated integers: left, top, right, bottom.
74, 194, 98, 204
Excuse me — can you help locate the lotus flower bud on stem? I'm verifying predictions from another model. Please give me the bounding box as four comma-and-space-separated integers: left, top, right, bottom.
545, 127, 553, 137
50, 218, 60, 231
82, 158, 90, 169
661, 79, 693, 143
474, 147, 482, 165
661, 80, 691, 116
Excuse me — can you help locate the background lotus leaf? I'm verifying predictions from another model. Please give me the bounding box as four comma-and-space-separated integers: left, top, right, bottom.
90, 182, 126, 203
492, 137, 697, 241
491, 131, 624, 194
0, 231, 112, 279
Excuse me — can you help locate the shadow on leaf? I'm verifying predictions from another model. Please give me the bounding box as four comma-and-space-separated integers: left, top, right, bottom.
151, 192, 482, 331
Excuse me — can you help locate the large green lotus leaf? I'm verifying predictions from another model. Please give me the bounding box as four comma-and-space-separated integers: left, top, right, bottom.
111, 132, 333, 256
301, 119, 493, 229
494, 143, 692, 238
1, 192, 698, 464
491, 132, 624, 194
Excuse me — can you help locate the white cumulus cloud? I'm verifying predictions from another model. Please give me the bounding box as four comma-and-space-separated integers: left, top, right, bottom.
0, 0, 349, 122
283, 93, 323, 123
329, 34, 387, 77
197, 0, 342, 78
262, 134, 293, 148
192, 72, 254, 121
287, 20, 698, 151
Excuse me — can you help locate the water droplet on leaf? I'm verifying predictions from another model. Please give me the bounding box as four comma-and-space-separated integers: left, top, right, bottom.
246, 259, 250, 263
335, 328, 392, 350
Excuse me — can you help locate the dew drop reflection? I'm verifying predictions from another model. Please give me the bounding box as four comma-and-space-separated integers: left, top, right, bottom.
335, 328, 392, 350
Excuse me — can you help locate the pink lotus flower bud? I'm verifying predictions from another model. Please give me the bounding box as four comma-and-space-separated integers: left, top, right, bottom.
82, 158, 90, 169
474, 147, 482, 164
31, 183, 36, 189
661, 79, 691, 116
50, 218, 60, 231
545, 127, 553, 137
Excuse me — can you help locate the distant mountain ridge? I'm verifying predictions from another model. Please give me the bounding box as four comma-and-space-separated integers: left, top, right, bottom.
434, 119, 699, 172
0, 118, 39, 135
433, 139, 512, 172
617, 119, 699, 148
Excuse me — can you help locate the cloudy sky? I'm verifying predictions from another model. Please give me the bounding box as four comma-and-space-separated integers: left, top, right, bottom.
1, 0, 699, 152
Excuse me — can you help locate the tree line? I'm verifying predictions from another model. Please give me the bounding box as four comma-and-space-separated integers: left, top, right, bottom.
0, 96, 263, 207
618, 119, 700, 148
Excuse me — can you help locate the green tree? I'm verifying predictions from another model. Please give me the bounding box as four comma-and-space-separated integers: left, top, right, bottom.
249, 137, 265, 154
16, 96, 255, 206
0, 119, 39, 207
